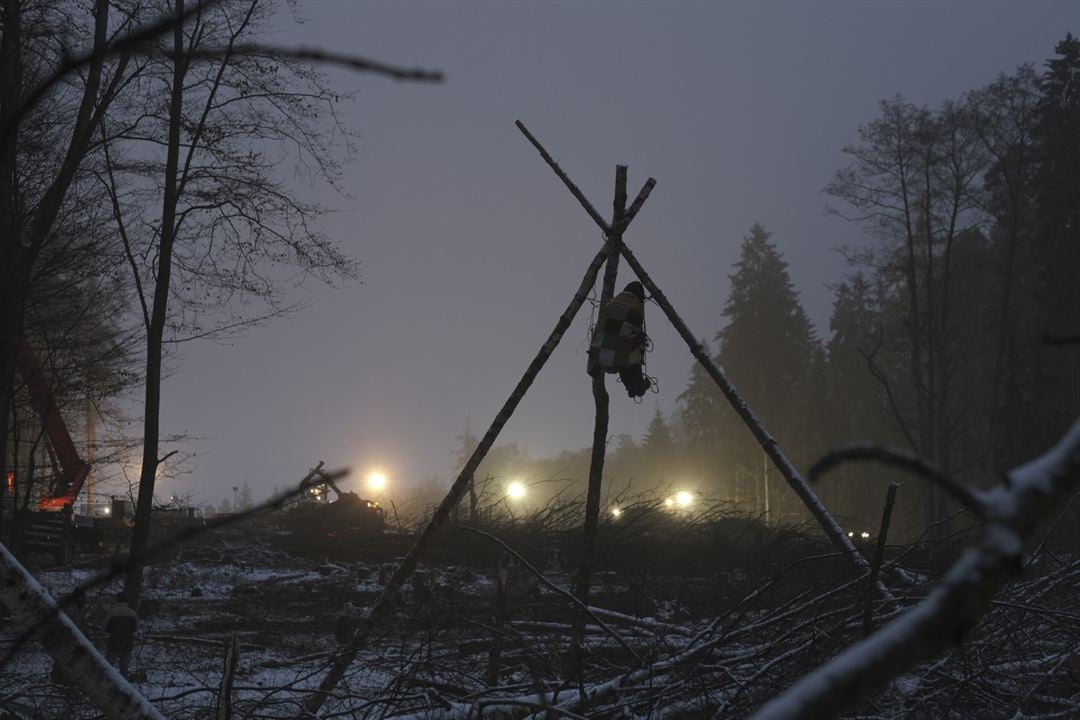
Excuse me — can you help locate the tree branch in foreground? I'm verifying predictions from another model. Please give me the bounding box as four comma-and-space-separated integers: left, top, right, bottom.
4, 2, 443, 144
0, 544, 165, 720
751, 420, 1080, 720
811, 443, 984, 516
0, 466, 347, 672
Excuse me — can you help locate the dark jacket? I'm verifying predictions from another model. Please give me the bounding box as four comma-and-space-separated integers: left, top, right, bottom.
105, 604, 138, 650
588, 290, 645, 375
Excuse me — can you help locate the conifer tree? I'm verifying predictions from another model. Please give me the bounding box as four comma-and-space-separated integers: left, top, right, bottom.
640, 407, 676, 484
677, 339, 727, 496
712, 224, 821, 516
1033, 33, 1080, 423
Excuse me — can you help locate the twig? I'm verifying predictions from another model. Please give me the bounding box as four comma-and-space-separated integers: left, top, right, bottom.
183, 45, 443, 82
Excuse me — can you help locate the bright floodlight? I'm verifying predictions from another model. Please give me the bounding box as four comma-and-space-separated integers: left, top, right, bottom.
664, 497, 675, 508
675, 491, 694, 508
611, 507, 622, 518
507, 481, 526, 500
860, 531, 871, 539
367, 471, 388, 492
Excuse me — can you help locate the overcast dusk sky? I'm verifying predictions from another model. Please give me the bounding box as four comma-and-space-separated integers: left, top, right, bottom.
148, 1, 1078, 505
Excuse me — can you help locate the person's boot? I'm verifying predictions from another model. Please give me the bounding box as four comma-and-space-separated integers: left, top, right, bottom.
626, 370, 648, 398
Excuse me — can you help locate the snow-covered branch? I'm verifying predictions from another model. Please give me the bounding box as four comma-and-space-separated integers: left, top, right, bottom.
752, 420, 1080, 720
0, 544, 164, 720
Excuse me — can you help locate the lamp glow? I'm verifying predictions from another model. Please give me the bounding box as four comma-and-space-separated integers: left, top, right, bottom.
611, 507, 622, 518
507, 481, 526, 500
675, 491, 694, 508
367, 471, 388, 492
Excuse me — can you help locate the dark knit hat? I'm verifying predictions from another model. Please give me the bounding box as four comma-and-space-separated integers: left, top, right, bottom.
623, 281, 645, 302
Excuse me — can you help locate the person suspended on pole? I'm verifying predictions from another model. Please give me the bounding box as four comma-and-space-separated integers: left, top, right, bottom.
587, 281, 651, 399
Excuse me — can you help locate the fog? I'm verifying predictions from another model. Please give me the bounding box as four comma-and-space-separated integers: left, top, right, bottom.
152, 1, 1076, 505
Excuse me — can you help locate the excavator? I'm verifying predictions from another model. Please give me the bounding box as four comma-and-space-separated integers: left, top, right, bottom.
273, 462, 386, 552
3, 337, 100, 563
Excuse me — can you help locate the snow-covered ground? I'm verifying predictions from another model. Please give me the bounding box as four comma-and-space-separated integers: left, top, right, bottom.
3, 524, 1079, 719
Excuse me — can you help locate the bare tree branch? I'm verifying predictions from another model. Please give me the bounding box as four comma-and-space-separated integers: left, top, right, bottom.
182, 45, 444, 82
751, 420, 1080, 720
4, 3, 444, 144
0, 544, 165, 720
811, 443, 984, 516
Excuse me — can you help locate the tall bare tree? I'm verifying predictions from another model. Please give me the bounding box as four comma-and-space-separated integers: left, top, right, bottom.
827, 97, 990, 526
97, 0, 358, 604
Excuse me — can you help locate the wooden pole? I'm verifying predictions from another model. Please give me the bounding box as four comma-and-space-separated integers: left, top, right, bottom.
571, 166, 627, 669
863, 483, 898, 636
304, 244, 613, 715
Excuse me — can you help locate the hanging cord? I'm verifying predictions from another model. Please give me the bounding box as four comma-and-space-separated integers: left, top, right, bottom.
581, 231, 607, 352
638, 296, 660, 399
581, 285, 601, 353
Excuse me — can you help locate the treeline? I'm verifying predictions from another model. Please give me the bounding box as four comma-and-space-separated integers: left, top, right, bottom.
452, 35, 1080, 540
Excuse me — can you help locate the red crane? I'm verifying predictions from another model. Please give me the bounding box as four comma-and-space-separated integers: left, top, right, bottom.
4, 336, 100, 562
15, 337, 92, 511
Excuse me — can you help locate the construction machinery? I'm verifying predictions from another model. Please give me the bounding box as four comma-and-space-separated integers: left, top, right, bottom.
3, 337, 101, 563
273, 462, 386, 551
